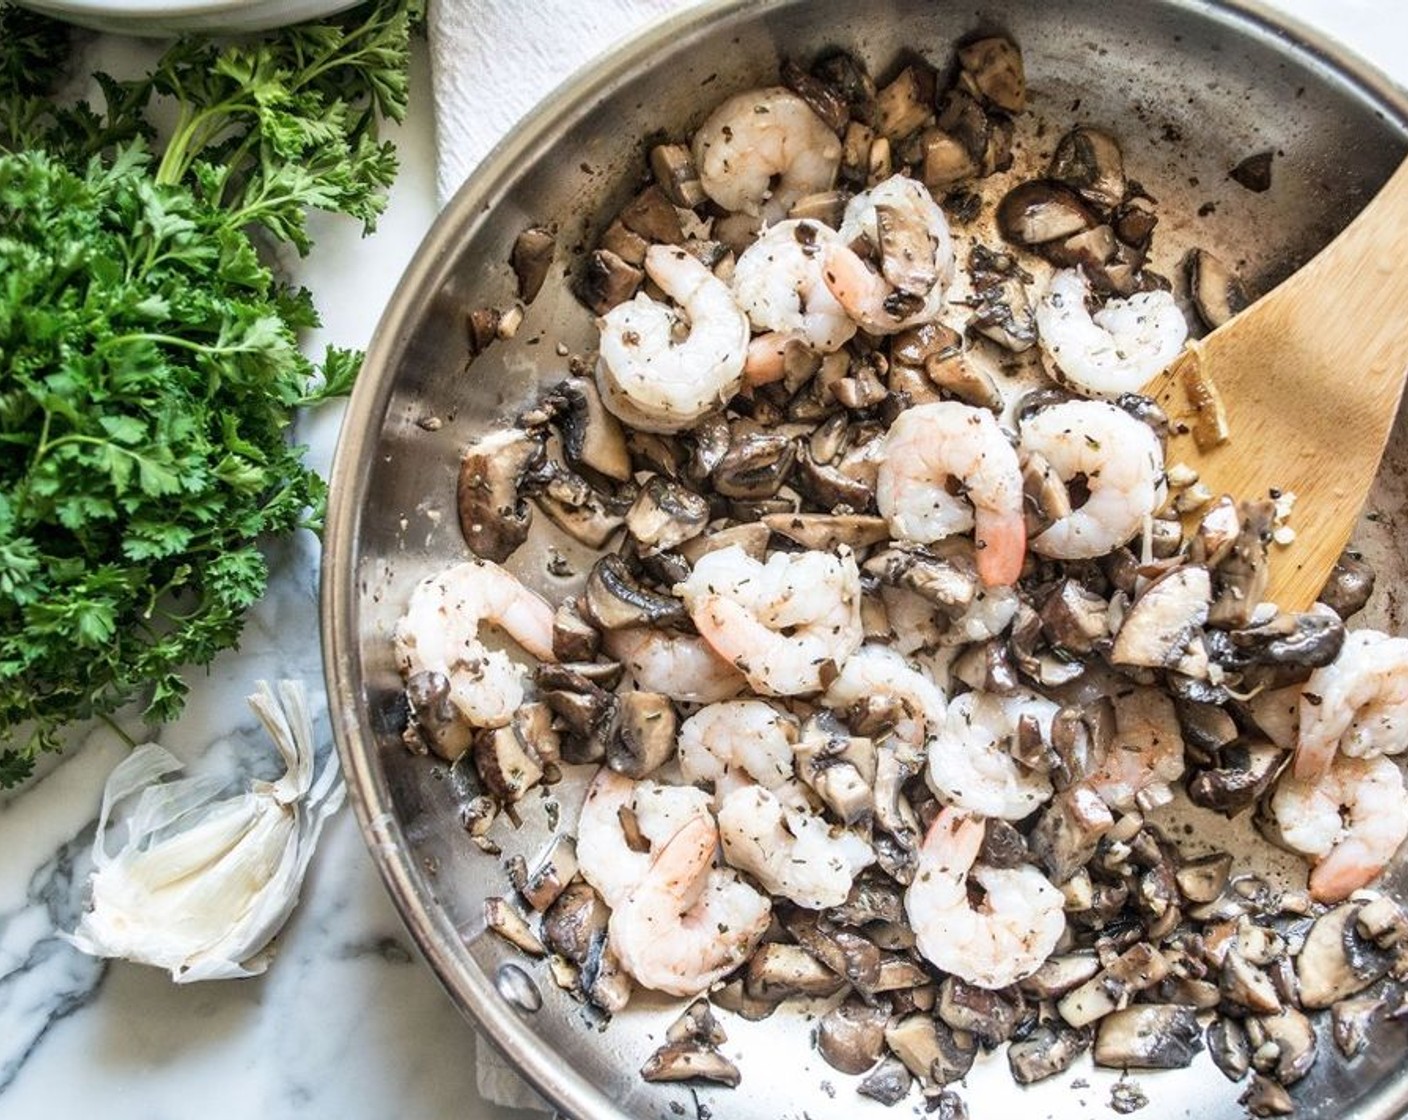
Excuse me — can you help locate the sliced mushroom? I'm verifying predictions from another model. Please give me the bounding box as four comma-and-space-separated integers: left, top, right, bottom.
1111, 565, 1211, 670
875, 62, 936, 141
865, 546, 979, 610
745, 942, 846, 1002
678, 521, 770, 565
884, 1014, 975, 1087
578, 248, 643, 314
1207, 1017, 1252, 1082
1018, 953, 1102, 1000
607, 691, 677, 779
782, 910, 882, 993
625, 475, 710, 555
510, 226, 555, 303
1008, 1023, 1091, 1085
997, 180, 1097, 246
920, 126, 980, 187
1208, 610, 1345, 671
1332, 996, 1381, 1059
938, 978, 1021, 1048
582, 554, 687, 630
552, 601, 600, 661
540, 881, 609, 964
1207, 498, 1274, 628
1297, 902, 1391, 1009
640, 1043, 740, 1087
779, 57, 850, 134
1021, 448, 1073, 537
817, 998, 890, 1075
712, 431, 796, 499
967, 259, 1037, 352
553, 376, 631, 482
1041, 579, 1110, 654
1176, 851, 1234, 904
1092, 1005, 1202, 1069
484, 897, 546, 956
957, 36, 1026, 112
857, 1056, 913, 1107
1031, 785, 1115, 885
1049, 127, 1126, 210
404, 670, 474, 761
475, 722, 546, 802
1186, 249, 1250, 331
953, 640, 1020, 694
795, 719, 874, 826
1174, 699, 1239, 760
1186, 740, 1283, 816
1248, 1007, 1316, 1084
619, 184, 684, 245
1058, 942, 1171, 1028
795, 446, 876, 510
519, 835, 578, 912
1221, 948, 1282, 1014
649, 143, 706, 209
763, 512, 890, 551
542, 678, 616, 765
1240, 1075, 1294, 1118
529, 460, 632, 548
457, 428, 544, 563
1319, 551, 1376, 620
665, 999, 727, 1048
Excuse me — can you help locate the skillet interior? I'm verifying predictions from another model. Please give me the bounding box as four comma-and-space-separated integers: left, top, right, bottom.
323, 2, 1408, 1116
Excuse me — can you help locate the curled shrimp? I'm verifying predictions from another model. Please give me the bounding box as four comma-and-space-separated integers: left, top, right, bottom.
823, 175, 955, 334
678, 700, 799, 806
717, 783, 873, 909
1018, 399, 1166, 559
928, 689, 1057, 820
877, 401, 1026, 586
609, 812, 772, 997
691, 86, 842, 222
677, 544, 863, 696
1293, 628, 1408, 780
1269, 753, 1408, 904
604, 627, 746, 704
906, 807, 1066, 990
731, 219, 857, 384
394, 560, 555, 728
576, 767, 714, 908
595, 244, 750, 433
1036, 268, 1188, 398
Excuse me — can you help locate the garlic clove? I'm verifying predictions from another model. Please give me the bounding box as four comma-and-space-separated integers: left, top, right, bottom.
64, 680, 344, 982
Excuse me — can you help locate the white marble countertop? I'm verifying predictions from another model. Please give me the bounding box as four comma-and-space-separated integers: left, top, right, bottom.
1, 3, 1406, 1118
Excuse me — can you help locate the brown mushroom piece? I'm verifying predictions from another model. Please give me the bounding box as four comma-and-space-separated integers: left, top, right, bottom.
540, 881, 609, 964
510, 226, 555, 304
607, 691, 677, 779
1111, 565, 1212, 671
967, 247, 1038, 352
763, 512, 890, 551
957, 36, 1026, 112
1248, 1007, 1316, 1085
858, 1056, 913, 1107
1221, 948, 1282, 1014
1207, 610, 1345, 671
1319, 551, 1376, 619
875, 62, 937, 141
518, 835, 578, 912
1021, 449, 1073, 537
625, 475, 710, 555
474, 719, 546, 802
553, 376, 632, 482
1174, 699, 1239, 761
649, 143, 706, 209
745, 942, 846, 1002
1332, 996, 1382, 1059
1041, 579, 1110, 654
712, 431, 797, 500
1240, 1075, 1295, 1118
795, 717, 874, 826
457, 428, 543, 563
1175, 851, 1234, 904
1092, 1005, 1203, 1069
781, 910, 882, 993
1031, 785, 1115, 884
1008, 1023, 1091, 1085
938, 978, 1021, 1048
678, 521, 770, 565
619, 184, 684, 245
529, 460, 633, 548
541, 677, 616, 765
578, 248, 643, 314
1186, 740, 1282, 816
1207, 1017, 1252, 1082
1049, 127, 1127, 210
1207, 499, 1274, 628
1297, 902, 1393, 1009
1187, 248, 1251, 331
884, 1014, 976, 1087
997, 180, 1097, 247
582, 554, 688, 630
404, 670, 474, 761
484, 897, 547, 956
794, 447, 876, 511
1058, 942, 1171, 1028
1018, 953, 1102, 1000
640, 1043, 741, 1088
817, 998, 890, 1075
552, 601, 600, 661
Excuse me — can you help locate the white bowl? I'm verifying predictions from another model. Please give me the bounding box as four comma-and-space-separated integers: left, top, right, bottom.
15, 0, 362, 34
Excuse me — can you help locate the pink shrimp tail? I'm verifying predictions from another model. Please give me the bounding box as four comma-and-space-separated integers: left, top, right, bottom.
975, 509, 1027, 587
743, 332, 795, 386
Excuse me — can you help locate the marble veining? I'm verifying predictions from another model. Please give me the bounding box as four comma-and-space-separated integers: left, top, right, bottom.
0, 4, 1403, 1117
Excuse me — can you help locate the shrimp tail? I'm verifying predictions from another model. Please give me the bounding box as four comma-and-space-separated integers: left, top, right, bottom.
975, 508, 1027, 587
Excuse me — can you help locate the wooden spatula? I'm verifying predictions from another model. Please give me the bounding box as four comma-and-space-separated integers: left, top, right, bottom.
1143, 157, 1408, 612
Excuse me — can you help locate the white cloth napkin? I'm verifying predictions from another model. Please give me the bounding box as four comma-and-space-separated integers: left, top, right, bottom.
425, 5, 697, 1108
428, 0, 694, 207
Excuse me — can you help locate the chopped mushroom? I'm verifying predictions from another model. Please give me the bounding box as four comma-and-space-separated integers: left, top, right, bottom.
578, 248, 643, 314
818, 998, 890, 1075
956, 36, 1026, 112
640, 1043, 741, 1088
1332, 997, 1381, 1059
510, 226, 555, 303
485, 897, 547, 956
745, 943, 846, 1001
858, 1056, 913, 1106
649, 143, 706, 209
457, 428, 543, 563
626, 475, 710, 554
1110, 565, 1212, 671
712, 431, 797, 499
875, 62, 937, 141
763, 512, 890, 550
1297, 902, 1392, 1009
404, 670, 473, 761
607, 691, 677, 779
582, 555, 688, 630
1049, 127, 1126, 210
1092, 1005, 1202, 1069
529, 459, 633, 548
997, 180, 1097, 246
553, 376, 632, 482
1247, 1007, 1316, 1084
1008, 1024, 1091, 1084
1318, 551, 1376, 620
518, 835, 578, 912
1240, 1075, 1295, 1117
883, 1014, 975, 1087
1187, 248, 1250, 330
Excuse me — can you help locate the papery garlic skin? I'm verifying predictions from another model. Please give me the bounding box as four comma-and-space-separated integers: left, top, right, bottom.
65, 680, 345, 982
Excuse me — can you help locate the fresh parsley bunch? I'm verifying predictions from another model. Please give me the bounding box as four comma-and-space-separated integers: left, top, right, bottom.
0, 1, 422, 784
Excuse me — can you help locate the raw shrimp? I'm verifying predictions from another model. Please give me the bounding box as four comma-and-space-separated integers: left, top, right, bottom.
678, 700, 798, 805
877, 402, 1026, 586
1018, 399, 1166, 560
1036, 268, 1188, 397
823, 175, 955, 334
1293, 628, 1408, 780
717, 783, 874, 909
393, 560, 555, 728
604, 627, 746, 704
825, 643, 947, 848
691, 86, 842, 223
731, 219, 857, 383
905, 807, 1065, 989
595, 244, 750, 433
1269, 753, 1408, 904
676, 544, 863, 696
928, 689, 1057, 820
575, 767, 714, 908
1081, 687, 1185, 813
609, 813, 772, 996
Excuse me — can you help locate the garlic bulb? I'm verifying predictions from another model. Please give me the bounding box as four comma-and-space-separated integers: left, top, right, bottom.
65, 680, 345, 982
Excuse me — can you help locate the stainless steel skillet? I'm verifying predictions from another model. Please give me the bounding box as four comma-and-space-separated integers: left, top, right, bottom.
322, 2, 1408, 1116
